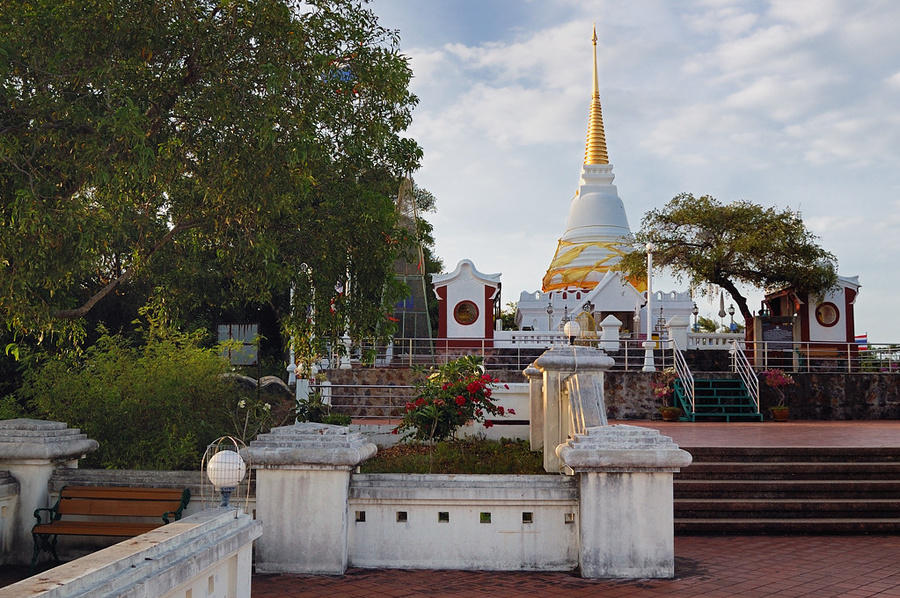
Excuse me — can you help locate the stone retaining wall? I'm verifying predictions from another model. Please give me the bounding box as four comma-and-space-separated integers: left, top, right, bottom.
325, 368, 900, 421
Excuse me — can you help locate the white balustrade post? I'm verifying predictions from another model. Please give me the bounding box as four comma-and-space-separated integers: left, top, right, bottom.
558, 425, 692, 579
247, 423, 377, 575
599, 315, 623, 352
533, 346, 615, 473
0, 419, 98, 565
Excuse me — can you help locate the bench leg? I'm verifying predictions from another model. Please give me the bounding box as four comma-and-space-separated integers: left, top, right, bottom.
31, 533, 61, 575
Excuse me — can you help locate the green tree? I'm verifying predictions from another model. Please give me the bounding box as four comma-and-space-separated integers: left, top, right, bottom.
620, 194, 838, 322
0, 0, 421, 350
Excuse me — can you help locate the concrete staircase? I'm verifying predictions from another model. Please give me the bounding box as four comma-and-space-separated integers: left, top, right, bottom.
675, 446, 900, 534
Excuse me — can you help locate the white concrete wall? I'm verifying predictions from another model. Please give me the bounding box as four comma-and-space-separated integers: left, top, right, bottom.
254, 468, 351, 575
348, 474, 578, 571
0, 508, 261, 598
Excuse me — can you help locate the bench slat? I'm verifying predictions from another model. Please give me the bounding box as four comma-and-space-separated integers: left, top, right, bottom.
33, 522, 161, 537
57, 498, 185, 518
60, 486, 186, 500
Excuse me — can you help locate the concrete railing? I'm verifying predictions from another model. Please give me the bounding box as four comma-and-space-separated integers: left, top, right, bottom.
348, 474, 578, 571
0, 508, 261, 598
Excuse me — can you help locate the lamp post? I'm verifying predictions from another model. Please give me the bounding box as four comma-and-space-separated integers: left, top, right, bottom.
691, 302, 699, 332
642, 243, 656, 372
546, 299, 554, 332
728, 304, 736, 332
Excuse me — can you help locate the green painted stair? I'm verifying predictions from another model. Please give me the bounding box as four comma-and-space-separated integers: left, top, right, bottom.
674, 378, 762, 422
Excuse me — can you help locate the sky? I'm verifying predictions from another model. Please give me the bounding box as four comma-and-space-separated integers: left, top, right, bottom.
369, 0, 900, 342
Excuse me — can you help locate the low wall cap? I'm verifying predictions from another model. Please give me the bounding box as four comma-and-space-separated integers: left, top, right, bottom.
246, 422, 377, 468
0, 419, 98, 461
534, 346, 615, 371
557, 424, 693, 472
523, 364, 542, 378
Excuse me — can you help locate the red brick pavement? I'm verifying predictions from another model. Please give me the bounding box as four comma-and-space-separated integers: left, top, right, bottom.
252, 535, 900, 597
252, 422, 900, 597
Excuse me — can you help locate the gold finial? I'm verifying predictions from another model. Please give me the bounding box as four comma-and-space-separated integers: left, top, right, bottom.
584, 23, 609, 165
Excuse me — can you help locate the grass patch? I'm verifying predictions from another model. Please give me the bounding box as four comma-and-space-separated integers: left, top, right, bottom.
360, 438, 546, 475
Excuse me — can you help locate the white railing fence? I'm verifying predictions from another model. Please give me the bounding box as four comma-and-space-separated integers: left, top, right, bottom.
319, 335, 898, 375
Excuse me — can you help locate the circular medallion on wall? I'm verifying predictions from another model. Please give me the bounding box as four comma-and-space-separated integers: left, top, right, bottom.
453, 300, 479, 325
814, 302, 840, 327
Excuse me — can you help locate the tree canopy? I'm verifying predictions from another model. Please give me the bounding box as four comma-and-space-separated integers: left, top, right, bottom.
619, 193, 838, 321
0, 0, 421, 349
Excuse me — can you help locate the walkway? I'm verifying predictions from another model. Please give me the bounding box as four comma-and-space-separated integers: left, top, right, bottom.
253, 535, 900, 597
253, 421, 900, 597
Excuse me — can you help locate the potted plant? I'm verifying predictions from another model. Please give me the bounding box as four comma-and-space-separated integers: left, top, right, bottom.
652, 367, 682, 421
761, 368, 795, 421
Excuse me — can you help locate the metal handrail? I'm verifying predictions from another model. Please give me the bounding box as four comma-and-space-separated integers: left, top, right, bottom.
730, 341, 760, 412
671, 340, 695, 413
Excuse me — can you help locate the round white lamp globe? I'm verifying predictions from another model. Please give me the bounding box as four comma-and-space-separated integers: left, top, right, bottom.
207, 450, 246, 489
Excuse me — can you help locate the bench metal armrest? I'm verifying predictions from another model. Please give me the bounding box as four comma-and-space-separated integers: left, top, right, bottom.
32, 507, 57, 526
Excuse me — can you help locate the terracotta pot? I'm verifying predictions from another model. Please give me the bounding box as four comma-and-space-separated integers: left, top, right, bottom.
659, 407, 681, 422
771, 408, 789, 422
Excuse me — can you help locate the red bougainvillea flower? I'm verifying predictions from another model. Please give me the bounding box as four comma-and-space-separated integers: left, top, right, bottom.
475, 409, 483, 417
504, 384, 509, 390
508, 408, 516, 415
484, 389, 492, 397
405, 403, 414, 412
434, 399, 445, 407
482, 374, 492, 381
497, 406, 505, 416
466, 382, 480, 394
391, 428, 399, 434
455, 396, 466, 406
415, 398, 425, 407
483, 420, 494, 428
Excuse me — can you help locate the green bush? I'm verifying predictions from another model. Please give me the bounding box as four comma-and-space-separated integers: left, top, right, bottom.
393, 355, 511, 443
18, 324, 235, 470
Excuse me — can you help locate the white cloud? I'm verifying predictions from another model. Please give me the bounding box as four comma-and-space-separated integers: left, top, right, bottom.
374, 0, 900, 340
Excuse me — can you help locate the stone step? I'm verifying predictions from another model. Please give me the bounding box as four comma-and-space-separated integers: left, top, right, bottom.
675, 498, 900, 518
675, 479, 900, 499
678, 461, 900, 480
674, 445, 900, 534
675, 517, 900, 535
682, 446, 900, 463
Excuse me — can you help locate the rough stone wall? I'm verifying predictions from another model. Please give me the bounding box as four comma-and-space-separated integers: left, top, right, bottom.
770, 374, 900, 420
324, 367, 900, 421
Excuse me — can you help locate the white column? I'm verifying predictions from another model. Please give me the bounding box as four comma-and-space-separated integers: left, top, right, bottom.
0, 419, 98, 565
558, 425, 692, 579
247, 423, 377, 575
533, 346, 615, 473
643, 243, 656, 372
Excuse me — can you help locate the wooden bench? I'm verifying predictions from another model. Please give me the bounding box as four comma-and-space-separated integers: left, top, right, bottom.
31, 485, 190, 572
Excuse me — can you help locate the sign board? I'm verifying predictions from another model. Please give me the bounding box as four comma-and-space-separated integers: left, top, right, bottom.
217, 323, 259, 366
761, 318, 794, 351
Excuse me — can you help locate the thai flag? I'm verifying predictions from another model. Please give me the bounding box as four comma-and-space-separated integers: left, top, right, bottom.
855, 334, 868, 351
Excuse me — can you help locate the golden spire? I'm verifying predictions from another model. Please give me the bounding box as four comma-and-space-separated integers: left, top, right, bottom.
584, 23, 609, 165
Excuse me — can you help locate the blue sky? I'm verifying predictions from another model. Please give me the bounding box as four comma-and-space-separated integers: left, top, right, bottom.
371, 0, 900, 342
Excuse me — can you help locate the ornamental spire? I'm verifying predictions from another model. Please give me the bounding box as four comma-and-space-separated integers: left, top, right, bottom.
583, 23, 609, 165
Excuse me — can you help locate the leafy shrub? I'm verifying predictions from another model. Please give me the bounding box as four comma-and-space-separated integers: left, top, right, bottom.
17, 321, 235, 470
361, 438, 543, 474
393, 355, 512, 443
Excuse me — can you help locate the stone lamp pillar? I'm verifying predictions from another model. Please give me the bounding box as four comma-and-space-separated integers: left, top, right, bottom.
0, 419, 98, 565
533, 346, 615, 473
246, 423, 377, 575
523, 363, 544, 451
557, 425, 692, 579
